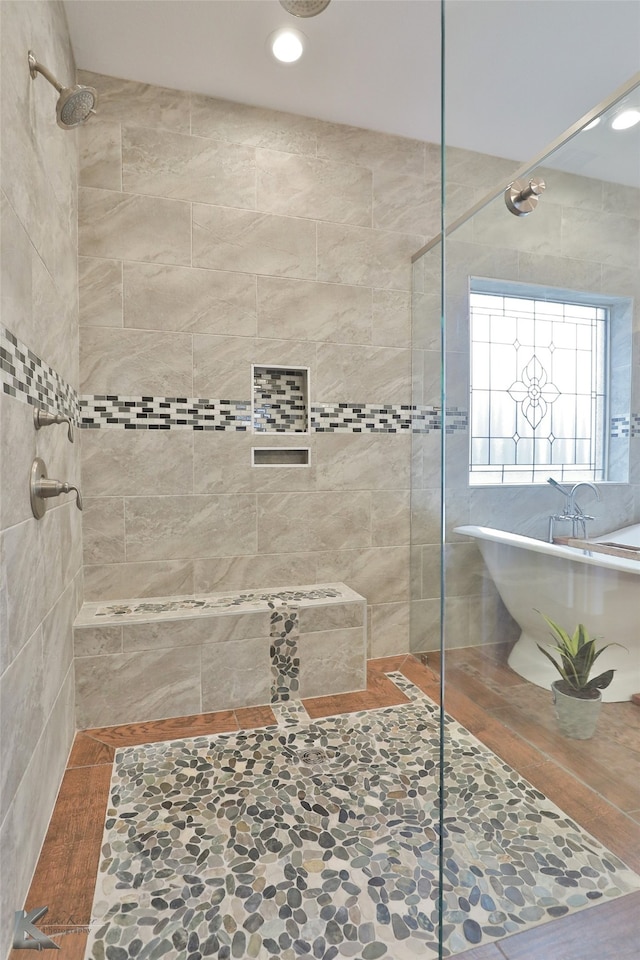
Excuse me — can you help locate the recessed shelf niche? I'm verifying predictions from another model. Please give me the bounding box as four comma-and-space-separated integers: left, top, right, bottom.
252, 364, 309, 434
252, 447, 310, 467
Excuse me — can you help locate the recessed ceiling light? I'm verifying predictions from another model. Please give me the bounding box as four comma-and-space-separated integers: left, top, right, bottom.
269, 27, 305, 63
583, 117, 600, 130
611, 109, 640, 130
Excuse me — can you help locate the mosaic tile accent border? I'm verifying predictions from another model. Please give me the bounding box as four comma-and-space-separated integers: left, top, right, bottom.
80, 586, 344, 624
0, 326, 80, 421
269, 602, 300, 703
254, 367, 308, 433
86, 673, 640, 960
79, 395, 469, 434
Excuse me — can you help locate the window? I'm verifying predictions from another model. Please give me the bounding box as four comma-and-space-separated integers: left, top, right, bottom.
469, 285, 609, 485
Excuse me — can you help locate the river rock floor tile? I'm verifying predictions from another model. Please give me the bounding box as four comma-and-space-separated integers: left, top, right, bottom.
85, 673, 640, 959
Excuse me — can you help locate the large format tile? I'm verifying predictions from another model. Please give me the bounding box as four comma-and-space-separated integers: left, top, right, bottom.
201, 636, 272, 712
192, 334, 315, 400
193, 552, 318, 594
315, 545, 410, 605
297, 627, 366, 698
82, 498, 125, 565
121, 611, 270, 652
257, 491, 371, 553
315, 433, 410, 490
256, 149, 372, 225
317, 221, 421, 289
316, 121, 427, 176
78, 187, 191, 265
122, 126, 256, 207
190, 95, 317, 155
78, 257, 123, 327
83, 559, 195, 602
78, 120, 122, 191
192, 204, 316, 279
80, 429, 194, 498
78, 70, 191, 132
123, 262, 257, 336
79, 326, 193, 395
124, 495, 257, 561
257, 276, 371, 344
315, 341, 410, 403
75, 647, 202, 728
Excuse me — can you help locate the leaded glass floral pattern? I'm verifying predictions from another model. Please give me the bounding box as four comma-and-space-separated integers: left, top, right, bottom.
469, 291, 607, 484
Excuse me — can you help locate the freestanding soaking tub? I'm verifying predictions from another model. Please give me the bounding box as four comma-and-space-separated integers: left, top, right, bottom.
454, 523, 640, 702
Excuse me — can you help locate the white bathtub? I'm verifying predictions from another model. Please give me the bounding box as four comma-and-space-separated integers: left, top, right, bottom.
454, 523, 640, 702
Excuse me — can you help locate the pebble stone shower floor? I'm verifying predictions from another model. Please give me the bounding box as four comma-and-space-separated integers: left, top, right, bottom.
85, 673, 640, 960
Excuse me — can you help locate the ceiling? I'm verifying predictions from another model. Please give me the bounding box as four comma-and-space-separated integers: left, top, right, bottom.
64, 0, 640, 182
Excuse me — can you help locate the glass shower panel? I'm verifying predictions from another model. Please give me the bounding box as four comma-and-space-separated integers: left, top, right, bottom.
412, 70, 640, 959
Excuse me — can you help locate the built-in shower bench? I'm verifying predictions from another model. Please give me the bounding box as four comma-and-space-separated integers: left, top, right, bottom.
73, 583, 366, 729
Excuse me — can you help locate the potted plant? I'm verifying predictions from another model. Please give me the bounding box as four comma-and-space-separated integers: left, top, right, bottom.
536, 614, 618, 740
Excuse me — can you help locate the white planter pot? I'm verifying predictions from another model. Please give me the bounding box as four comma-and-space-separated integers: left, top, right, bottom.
551, 681, 602, 739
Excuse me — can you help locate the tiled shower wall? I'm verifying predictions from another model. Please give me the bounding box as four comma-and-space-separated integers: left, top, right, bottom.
411, 163, 640, 651
75, 70, 448, 659
0, 2, 82, 954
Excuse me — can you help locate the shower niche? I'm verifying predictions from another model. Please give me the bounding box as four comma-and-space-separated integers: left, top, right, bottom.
251, 364, 310, 466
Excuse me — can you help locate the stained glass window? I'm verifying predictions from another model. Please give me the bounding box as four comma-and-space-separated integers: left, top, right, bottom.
469, 290, 607, 485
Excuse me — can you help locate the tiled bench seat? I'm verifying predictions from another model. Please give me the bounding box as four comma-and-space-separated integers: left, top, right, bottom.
73, 583, 366, 728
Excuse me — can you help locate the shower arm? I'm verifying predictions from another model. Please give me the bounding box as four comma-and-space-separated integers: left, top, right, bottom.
28, 52, 63, 93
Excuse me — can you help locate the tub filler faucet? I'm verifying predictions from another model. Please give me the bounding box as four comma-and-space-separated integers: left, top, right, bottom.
547, 478, 601, 542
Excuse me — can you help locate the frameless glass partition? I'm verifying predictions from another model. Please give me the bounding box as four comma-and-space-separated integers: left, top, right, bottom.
412, 72, 640, 959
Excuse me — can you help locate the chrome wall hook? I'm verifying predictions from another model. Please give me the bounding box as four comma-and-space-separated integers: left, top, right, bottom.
30, 458, 83, 519
33, 407, 74, 442
505, 177, 546, 216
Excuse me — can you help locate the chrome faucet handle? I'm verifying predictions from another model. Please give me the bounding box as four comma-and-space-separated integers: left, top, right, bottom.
33, 407, 74, 442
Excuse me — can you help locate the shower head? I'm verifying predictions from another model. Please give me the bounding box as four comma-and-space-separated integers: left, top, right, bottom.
279, 0, 331, 16
28, 51, 97, 128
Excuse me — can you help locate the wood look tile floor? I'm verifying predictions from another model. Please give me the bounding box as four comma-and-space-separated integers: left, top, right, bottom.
12, 653, 640, 959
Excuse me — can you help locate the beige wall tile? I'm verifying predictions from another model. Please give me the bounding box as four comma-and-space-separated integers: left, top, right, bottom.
79, 186, 191, 264
371, 490, 411, 546
299, 602, 365, 633
41, 579, 76, 716
82, 497, 125, 564
122, 611, 270, 652
257, 277, 372, 344
125, 495, 257, 561
81, 428, 194, 498
316, 122, 426, 177
298, 627, 366, 699
201, 637, 271, 711
192, 205, 316, 279
78, 257, 123, 327
561, 206, 639, 268
193, 334, 315, 399
0, 626, 45, 821
193, 553, 318, 594
79, 70, 191, 132
74, 625, 123, 657
373, 170, 439, 236
124, 262, 257, 336
123, 126, 256, 207
315, 434, 410, 490
317, 221, 420, 289
80, 327, 193, 395
78, 120, 122, 190
257, 492, 371, 553
257, 149, 372, 225
0, 396, 36, 529
1, 518, 47, 671
193, 432, 317, 495
372, 289, 411, 348
75, 647, 201, 727
315, 342, 410, 403
190, 95, 317, 155
369, 602, 411, 658
315, 546, 410, 604
83, 559, 195, 601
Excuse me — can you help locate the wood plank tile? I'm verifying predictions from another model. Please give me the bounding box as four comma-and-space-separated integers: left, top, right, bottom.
367, 654, 411, 675
67, 733, 115, 768
497, 890, 640, 960
43, 766, 111, 847
84, 710, 239, 747
23, 841, 102, 924
235, 705, 277, 728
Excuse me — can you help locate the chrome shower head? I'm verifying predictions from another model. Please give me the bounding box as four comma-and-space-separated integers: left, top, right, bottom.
28, 51, 97, 128
279, 0, 331, 16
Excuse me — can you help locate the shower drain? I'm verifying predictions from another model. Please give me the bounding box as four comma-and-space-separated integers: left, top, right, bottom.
297, 748, 335, 765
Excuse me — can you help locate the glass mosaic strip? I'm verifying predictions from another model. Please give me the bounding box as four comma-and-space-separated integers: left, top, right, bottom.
0, 325, 80, 421
86, 675, 640, 959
